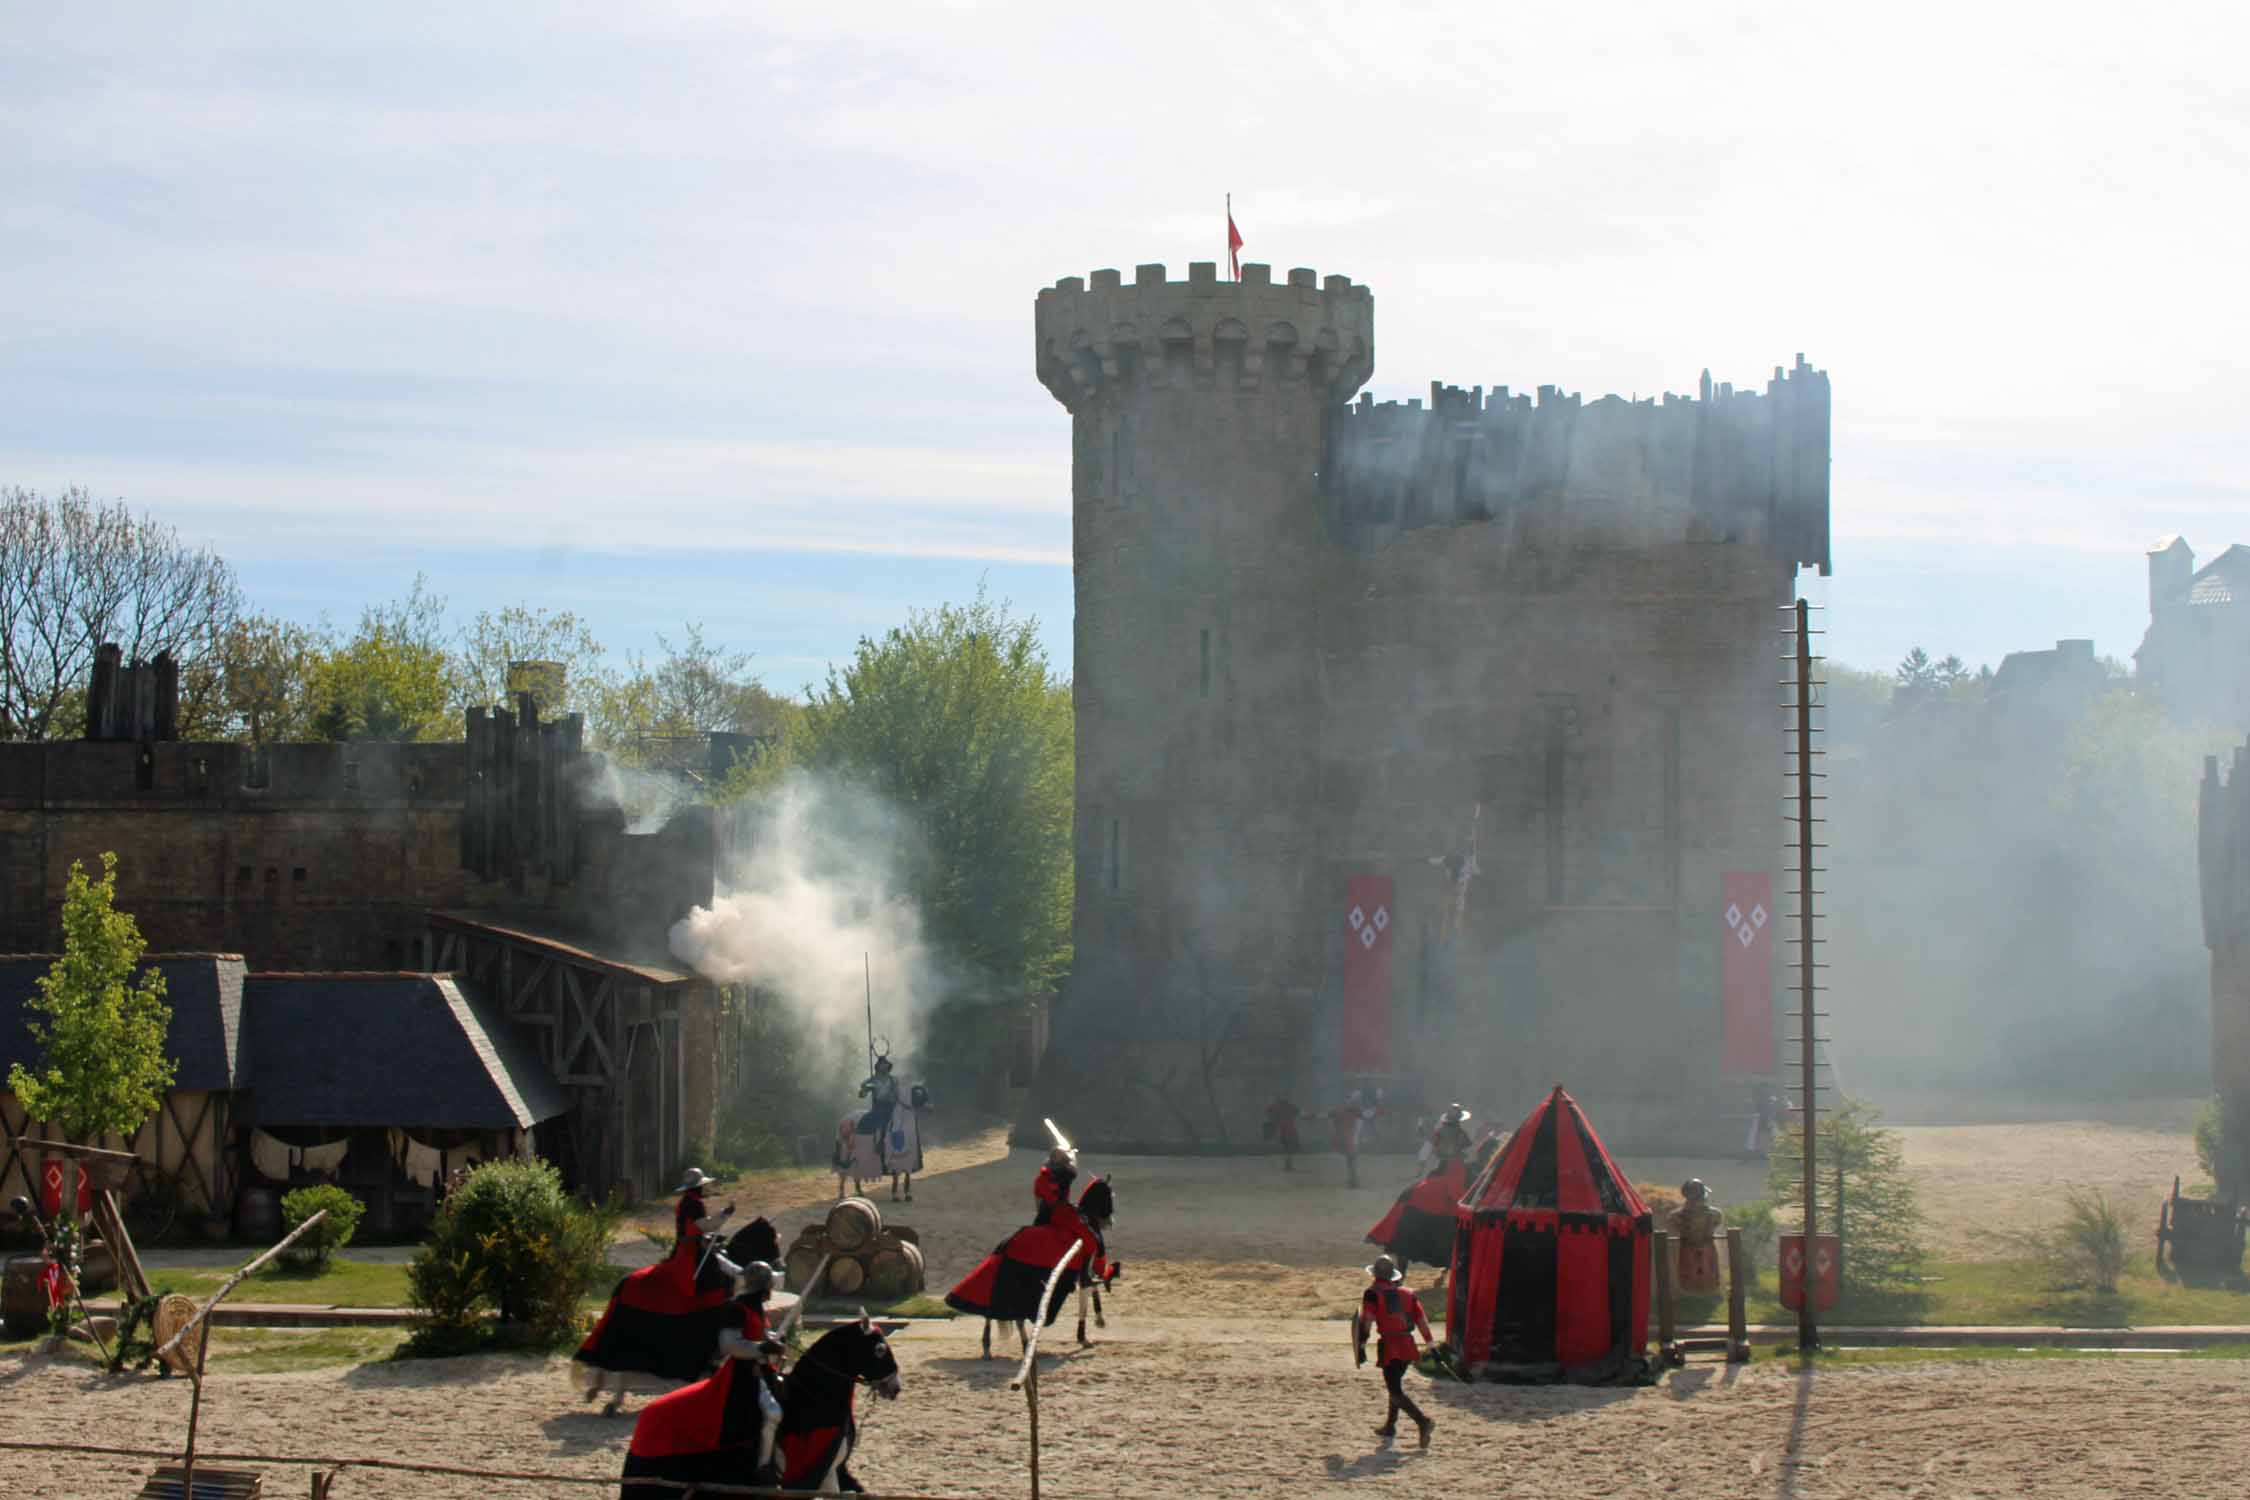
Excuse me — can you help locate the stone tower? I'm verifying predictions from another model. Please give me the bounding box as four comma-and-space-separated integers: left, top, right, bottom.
1026, 258, 1829, 1153
1034, 262, 1373, 1148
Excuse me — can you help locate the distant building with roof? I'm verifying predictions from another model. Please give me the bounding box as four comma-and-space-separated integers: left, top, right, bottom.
2137, 537, 2250, 729
1989, 637, 2106, 729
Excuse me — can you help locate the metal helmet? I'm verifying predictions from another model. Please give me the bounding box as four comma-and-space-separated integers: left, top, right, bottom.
735, 1260, 777, 1301
1680, 1177, 1709, 1202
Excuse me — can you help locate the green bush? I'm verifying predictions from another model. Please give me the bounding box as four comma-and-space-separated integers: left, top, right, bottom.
1727, 1198, 1779, 1269
402, 1158, 618, 1356
2194, 1094, 2225, 1184
278, 1184, 364, 1271
2027, 1187, 2128, 1294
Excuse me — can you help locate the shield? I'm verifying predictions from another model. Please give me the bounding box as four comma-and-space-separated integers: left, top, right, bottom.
1777, 1233, 1840, 1312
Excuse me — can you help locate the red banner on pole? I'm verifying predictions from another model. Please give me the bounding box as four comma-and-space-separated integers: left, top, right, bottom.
38, 1157, 91, 1219
1341, 875, 1394, 1071
1721, 871, 1774, 1073
1778, 1233, 1839, 1311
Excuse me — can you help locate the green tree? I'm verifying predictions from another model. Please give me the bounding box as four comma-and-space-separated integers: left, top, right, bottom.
213, 611, 325, 743
589, 622, 799, 763
783, 591, 1073, 993
306, 577, 458, 741
6, 853, 176, 1142
455, 603, 607, 719
1766, 1096, 1926, 1297
0, 486, 241, 741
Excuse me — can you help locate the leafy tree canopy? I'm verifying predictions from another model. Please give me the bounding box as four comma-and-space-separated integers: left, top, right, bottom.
6, 853, 176, 1140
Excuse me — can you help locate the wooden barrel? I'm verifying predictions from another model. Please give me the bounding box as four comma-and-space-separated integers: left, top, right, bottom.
150, 1293, 207, 1377
233, 1185, 280, 1244
824, 1197, 882, 1253
863, 1241, 925, 1300
2, 1255, 46, 1337
889, 1225, 920, 1247
784, 1241, 828, 1293
824, 1255, 866, 1296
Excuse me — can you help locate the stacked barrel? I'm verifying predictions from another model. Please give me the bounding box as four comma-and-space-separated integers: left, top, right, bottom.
783, 1197, 926, 1302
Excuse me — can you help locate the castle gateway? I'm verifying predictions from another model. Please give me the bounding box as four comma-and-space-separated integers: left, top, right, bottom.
1021, 261, 1830, 1152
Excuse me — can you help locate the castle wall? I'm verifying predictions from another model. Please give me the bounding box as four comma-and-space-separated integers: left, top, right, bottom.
0, 739, 488, 968
1028, 259, 1823, 1152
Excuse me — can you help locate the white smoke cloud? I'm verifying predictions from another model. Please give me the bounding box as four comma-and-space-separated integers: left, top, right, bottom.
668, 771, 940, 1065
588, 756, 697, 836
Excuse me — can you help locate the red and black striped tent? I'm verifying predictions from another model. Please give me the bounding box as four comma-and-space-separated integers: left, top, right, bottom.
1445, 1085, 1653, 1383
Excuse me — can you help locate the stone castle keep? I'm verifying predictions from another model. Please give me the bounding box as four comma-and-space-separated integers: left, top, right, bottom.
1021, 260, 1831, 1151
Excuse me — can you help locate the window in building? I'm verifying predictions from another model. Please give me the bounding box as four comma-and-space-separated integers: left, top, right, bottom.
342, 757, 359, 791
292, 867, 307, 884
236, 865, 252, 888
244, 746, 270, 791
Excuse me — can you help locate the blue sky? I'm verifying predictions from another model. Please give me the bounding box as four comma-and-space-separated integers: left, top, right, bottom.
5, 4, 2246, 693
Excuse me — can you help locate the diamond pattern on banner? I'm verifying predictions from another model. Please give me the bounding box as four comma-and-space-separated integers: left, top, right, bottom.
1724, 902, 1744, 931
1737, 924, 1756, 949
1349, 906, 1366, 931
1359, 925, 1377, 949
1372, 906, 1389, 933
1751, 904, 1768, 929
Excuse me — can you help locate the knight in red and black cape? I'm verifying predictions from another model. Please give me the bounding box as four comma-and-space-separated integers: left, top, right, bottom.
946, 1149, 1115, 1325
619, 1261, 788, 1498
1365, 1103, 1474, 1273
576, 1167, 774, 1407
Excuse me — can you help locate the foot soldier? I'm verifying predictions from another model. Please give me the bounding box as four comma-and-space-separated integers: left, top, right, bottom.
1330, 1088, 1381, 1188
1354, 1254, 1435, 1449
1262, 1097, 1305, 1170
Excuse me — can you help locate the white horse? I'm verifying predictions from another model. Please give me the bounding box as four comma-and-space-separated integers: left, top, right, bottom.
833, 1094, 929, 1202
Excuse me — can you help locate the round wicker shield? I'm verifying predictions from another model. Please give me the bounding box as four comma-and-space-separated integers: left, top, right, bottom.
150, 1293, 206, 1378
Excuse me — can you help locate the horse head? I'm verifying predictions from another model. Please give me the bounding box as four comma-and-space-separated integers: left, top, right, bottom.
726, 1215, 782, 1268
1078, 1174, 1116, 1229
792, 1315, 902, 1403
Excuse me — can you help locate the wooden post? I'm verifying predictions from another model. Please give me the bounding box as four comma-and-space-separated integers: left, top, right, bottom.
1026, 1349, 1041, 1500
1725, 1226, 1750, 1362
1652, 1229, 1677, 1364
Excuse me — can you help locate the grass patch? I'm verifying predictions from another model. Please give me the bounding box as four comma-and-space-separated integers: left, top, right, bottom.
158, 1257, 416, 1308
1753, 1341, 2250, 1368
1665, 1258, 2250, 1328
204, 1326, 406, 1373
1399, 1257, 2250, 1328
803, 1293, 955, 1320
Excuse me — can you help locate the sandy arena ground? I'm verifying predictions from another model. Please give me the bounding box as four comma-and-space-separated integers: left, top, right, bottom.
6, 1103, 2238, 1497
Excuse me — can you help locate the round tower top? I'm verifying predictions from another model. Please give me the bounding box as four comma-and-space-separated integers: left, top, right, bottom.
1035, 261, 1373, 412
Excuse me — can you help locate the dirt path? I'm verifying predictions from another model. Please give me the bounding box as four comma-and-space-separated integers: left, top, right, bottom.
5, 1322, 2243, 1498
730, 1113, 2205, 1316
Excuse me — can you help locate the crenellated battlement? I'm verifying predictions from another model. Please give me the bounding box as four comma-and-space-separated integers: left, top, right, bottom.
1035, 261, 1374, 411
1326, 355, 1831, 574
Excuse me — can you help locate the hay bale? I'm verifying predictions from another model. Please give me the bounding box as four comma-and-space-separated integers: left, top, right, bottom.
825, 1197, 882, 1253
825, 1255, 867, 1296
863, 1242, 925, 1300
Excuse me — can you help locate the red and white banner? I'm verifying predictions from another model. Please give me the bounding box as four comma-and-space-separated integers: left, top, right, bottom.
1778, 1232, 1840, 1311
38, 1157, 91, 1220
1721, 872, 1774, 1074
1340, 875, 1393, 1071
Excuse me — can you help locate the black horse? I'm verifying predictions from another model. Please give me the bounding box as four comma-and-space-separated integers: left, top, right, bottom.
578, 1217, 785, 1409
954, 1177, 1120, 1359
620, 1315, 902, 1497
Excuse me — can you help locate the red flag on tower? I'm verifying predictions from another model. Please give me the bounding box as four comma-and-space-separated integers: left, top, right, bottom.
1226, 196, 1243, 280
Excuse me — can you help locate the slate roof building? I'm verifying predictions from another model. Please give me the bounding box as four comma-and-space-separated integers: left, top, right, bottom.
2138, 537, 2250, 730
1, 958, 570, 1238
0, 954, 248, 1230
